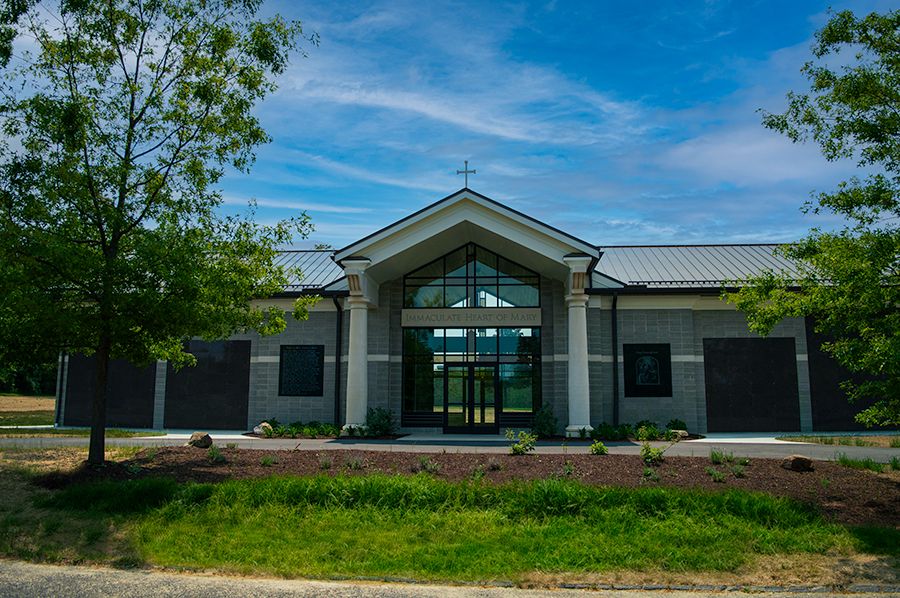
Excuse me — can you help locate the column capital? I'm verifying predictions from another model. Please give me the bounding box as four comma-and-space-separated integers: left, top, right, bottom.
565, 293, 589, 308
347, 295, 370, 308
563, 254, 592, 295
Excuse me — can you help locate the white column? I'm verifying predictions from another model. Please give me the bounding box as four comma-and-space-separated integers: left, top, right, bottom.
344, 294, 370, 430
565, 292, 592, 436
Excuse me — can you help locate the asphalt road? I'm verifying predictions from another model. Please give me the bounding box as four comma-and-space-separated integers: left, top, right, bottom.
0, 561, 896, 598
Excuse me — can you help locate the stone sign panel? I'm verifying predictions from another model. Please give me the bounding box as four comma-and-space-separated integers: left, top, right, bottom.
401, 307, 541, 327
623, 343, 673, 398
279, 345, 325, 397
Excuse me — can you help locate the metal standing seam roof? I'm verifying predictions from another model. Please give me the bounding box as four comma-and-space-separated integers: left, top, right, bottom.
271, 245, 801, 292
596, 245, 800, 288
272, 250, 342, 291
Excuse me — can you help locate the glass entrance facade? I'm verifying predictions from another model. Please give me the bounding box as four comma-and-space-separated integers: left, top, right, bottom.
401, 243, 542, 432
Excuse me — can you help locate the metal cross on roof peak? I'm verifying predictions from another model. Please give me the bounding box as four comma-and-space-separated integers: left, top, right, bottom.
456, 160, 475, 187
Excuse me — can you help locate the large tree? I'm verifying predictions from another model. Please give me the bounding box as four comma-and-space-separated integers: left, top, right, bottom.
727, 9, 900, 427
0, 0, 319, 462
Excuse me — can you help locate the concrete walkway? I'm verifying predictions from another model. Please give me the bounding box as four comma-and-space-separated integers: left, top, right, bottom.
1, 430, 898, 462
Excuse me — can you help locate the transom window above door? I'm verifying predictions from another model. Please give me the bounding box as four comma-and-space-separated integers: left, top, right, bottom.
404, 243, 540, 308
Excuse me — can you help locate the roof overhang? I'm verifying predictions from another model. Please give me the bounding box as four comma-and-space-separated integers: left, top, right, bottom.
332, 189, 601, 285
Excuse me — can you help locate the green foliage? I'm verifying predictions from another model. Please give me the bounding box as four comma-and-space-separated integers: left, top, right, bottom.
732, 465, 746, 478
835, 453, 885, 473
639, 442, 666, 464
591, 421, 631, 441
505, 429, 537, 455
710, 450, 725, 465
889, 456, 900, 470
260, 455, 278, 467
318, 453, 332, 470
588, 441, 609, 455
414, 455, 441, 475
207, 445, 226, 464
891, 436, 900, 448
636, 425, 660, 441
727, 9, 900, 428
530, 404, 559, 438
634, 420, 658, 431
666, 419, 687, 431
705, 467, 726, 483
0, 0, 319, 463
641, 468, 660, 483
363, 407, 397, 438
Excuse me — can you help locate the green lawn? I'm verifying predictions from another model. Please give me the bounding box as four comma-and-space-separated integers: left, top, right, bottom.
0, 410, 55, 427
21, 473, 898, 583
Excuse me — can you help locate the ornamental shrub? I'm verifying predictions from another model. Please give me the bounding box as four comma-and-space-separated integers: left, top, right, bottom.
530, 404, 559, 438
364, 407, 397, 438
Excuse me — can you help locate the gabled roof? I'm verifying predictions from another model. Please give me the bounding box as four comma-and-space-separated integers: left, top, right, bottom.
330, 188, 601, 285
334, 188, 599, 263
273, 250, 342, 292
270, 191, 801, 294
597, 245, 799, 289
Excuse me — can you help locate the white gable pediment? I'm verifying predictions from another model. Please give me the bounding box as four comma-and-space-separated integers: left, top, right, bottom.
333, 189, 599, 284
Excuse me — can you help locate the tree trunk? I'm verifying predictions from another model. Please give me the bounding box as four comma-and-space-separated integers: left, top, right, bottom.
88, 334, 111, 464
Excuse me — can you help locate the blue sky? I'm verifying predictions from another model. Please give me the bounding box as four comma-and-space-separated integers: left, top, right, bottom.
219, 0, 896, 249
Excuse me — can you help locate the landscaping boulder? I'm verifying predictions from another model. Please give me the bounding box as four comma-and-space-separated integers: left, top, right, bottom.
185, 431, 213, 449
253, 422, 273, 436
781, 454, 813, 472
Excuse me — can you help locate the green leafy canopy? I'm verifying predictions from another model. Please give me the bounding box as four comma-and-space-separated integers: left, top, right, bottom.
0, 0, 319, 461
727, 9, 900, 427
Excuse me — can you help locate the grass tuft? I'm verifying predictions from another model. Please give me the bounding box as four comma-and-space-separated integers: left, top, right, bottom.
834, 453, 885, 473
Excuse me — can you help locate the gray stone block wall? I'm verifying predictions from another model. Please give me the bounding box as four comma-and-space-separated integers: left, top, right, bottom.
546, 278, 567, 431
244, 309, 339, 428
584, 303, 812, 434
615, 309, 697, 431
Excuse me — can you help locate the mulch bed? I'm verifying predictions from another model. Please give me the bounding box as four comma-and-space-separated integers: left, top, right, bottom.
35, 447, 900, 528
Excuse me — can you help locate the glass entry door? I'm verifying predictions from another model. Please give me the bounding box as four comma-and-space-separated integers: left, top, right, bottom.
445, 365, 498, 434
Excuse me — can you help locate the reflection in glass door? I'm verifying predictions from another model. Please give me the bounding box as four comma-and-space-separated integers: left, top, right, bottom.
445, 365, 497, 433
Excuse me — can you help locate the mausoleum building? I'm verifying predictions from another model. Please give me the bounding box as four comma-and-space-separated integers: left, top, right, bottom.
56, 189, 873, 434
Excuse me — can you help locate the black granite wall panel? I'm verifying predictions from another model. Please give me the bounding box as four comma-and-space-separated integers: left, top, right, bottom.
164, 340, 250, 430
805, 317, 898, 431
62, 354, 156, 428
703, 337, 801, 432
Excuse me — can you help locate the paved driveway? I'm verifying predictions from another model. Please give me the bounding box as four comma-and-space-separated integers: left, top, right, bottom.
0, 431, 897, 462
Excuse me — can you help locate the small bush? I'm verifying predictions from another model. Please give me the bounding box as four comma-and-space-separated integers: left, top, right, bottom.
225, 443, 238, 449
263, 418, 281, 429
641, 468, 660, 483
414, 455, 441, 475
364, 407, 397, 438
732, 464, 746, 478
636, 425, 660, 441
705, 467, 726, 483
592, 422, 619, 440
737, 457, 751, 466
319, 453, 332, 470
890, 436, 900, 449
530, 404, 559, 438
578, 427, 589, 439
665, 418, 687, 431
344, 457, 365, 470
260, 455, 278, 467
487, 457, 504, 471
506, 429, 537, 455
634, 419, 658, 431
617, 423, 634, 440
589, 441, 609, 455
889, 456, 900, 471
640, 442, 666, 464
709, 450, 725, 465
207, 445, 226, 463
